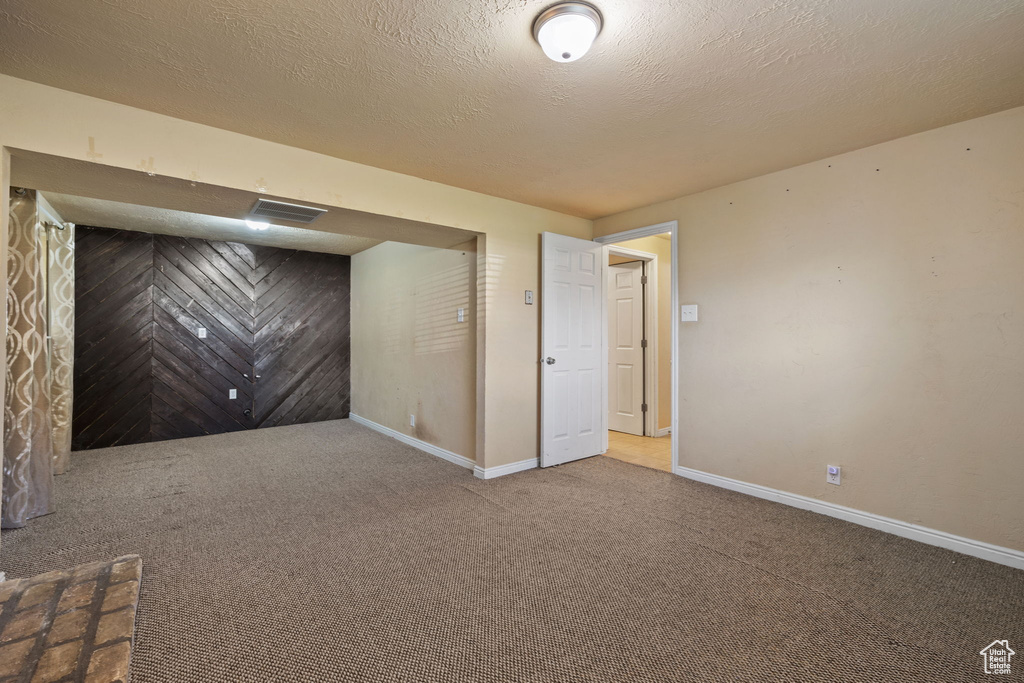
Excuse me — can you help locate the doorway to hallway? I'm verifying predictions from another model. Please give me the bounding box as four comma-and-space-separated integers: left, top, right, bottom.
604, 235, 672, 472
538, 220, 679, 473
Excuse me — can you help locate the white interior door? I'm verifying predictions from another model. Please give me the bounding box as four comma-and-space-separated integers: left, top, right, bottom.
541, 232, 606, 467
607, 261, 644, 435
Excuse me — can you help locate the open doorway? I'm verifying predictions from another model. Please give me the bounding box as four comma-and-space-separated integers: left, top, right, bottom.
539, 221, 678, 472
603, 235, 672, 472
536, 222, 679, 473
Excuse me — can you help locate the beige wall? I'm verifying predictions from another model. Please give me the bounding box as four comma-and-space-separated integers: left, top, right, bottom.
609, 235, 672, 432
0, 75, 593, 475
595, 106, 1024, 552
351, 241, 477, 460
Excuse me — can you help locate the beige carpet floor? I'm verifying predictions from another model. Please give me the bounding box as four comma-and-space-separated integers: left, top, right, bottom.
2, 419, 1021, 681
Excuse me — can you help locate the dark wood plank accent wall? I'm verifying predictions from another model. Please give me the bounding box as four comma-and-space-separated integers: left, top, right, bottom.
151, 234, 255, 441
253, 246, 351, 428
73, 228, 155, 450
73, 226, 351, 450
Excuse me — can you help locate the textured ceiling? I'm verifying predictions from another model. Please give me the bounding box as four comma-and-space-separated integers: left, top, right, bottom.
2, 0, 1023, 219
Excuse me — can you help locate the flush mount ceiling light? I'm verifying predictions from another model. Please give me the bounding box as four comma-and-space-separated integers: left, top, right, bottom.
533, 2, 602, 63
245, 219, 270, 230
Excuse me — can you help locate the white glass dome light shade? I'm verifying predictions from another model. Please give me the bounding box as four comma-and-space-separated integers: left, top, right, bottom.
533, 3, 602, 63
245, 219, 270, 230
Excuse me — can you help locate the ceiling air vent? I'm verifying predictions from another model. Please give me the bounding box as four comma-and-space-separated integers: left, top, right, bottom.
248, 198, 327, 224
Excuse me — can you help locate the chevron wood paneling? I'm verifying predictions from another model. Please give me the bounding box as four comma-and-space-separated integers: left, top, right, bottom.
151, 234, 255, 441
252, 246, 351, 427
73, 226, 350, 449
73, 227, 154, 450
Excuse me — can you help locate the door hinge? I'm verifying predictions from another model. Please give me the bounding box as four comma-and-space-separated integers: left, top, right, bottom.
641, 339, 648, 349
641, 275, 648, 285
641, 403, 648, 413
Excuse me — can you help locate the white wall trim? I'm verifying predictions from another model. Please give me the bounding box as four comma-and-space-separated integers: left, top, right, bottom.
655, 427, 671, 438
594, 222, 677, 245
674, 465, 1024, 571
474, 458, 539, 480
348, 413, 475, 470
606, 244, 656, 260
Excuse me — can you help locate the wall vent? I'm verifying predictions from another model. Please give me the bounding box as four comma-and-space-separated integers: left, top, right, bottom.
248, 198, 327, 224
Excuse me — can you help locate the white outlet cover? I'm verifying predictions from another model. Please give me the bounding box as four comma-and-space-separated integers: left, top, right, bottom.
197, 327, 207, 338
827, 465, 841, 485
410, 414, 416, 427
457, 307, 465, 322
525, 290, 534, 305
229, 389, 237, 400
680, 305, 698, 322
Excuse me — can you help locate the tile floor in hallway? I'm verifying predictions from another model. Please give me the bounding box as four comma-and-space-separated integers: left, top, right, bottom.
603, 430, 672, 471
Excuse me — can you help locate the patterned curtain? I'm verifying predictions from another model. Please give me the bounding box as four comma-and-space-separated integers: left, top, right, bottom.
48, 218, 75, 474
3, 189, 55, 528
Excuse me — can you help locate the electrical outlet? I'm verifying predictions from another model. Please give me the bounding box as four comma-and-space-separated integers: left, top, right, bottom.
197, 327, 207, 339
827, 465, 841, 485
229, 389, 237, 400
457, 307, 465, 323
680, 304, 698, 322
525, 290, 534, 305
410, 414, 416, 427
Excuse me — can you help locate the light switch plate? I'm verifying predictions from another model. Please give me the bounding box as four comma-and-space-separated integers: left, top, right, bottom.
457, 307, 465, 323
525, 290, 534, 305
197, 327, 207, 338
229, 389, 237, 400
680, 305, 698, 322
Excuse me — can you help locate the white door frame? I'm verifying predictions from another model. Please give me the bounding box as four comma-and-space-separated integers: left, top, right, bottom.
606, 244, 658, 438
594, 221, 679, 473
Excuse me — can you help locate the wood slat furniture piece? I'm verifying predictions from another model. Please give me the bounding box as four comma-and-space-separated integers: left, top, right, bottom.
72, 226, 350, 449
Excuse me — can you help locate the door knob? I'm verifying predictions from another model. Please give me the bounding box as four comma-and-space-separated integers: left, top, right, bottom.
545, 357, 556, 365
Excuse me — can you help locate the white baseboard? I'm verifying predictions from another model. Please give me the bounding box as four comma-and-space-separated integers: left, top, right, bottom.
655, 427, 671, 438
673, 465, 1024, 571
474, 458, 539, 480
348, 414, 474, 470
